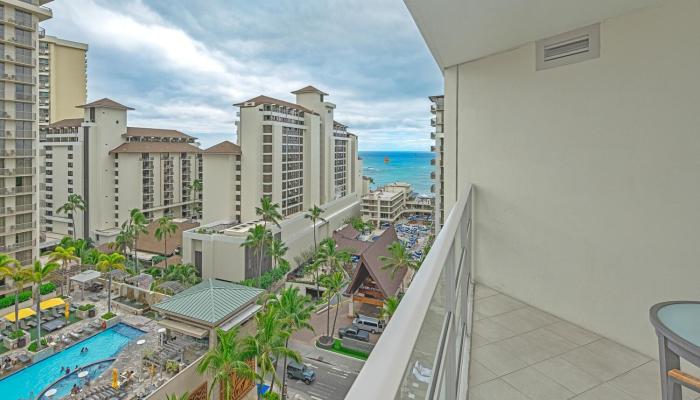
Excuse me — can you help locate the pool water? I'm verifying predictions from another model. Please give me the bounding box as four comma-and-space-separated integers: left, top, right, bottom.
0, 323, 144, 400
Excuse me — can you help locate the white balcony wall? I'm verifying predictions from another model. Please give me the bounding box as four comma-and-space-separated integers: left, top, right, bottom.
443, 0, 700, 358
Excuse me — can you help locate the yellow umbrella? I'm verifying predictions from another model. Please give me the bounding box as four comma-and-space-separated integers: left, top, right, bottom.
4, 308, 36, 322
112, 368, 119, 389
64, 303, 70, 320
39, 297, 65, 310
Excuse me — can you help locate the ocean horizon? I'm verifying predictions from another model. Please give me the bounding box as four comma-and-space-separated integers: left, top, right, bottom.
359, 150, 434, 195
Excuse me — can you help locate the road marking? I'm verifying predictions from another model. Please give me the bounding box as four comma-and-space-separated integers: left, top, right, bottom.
326, 371, 348, 379
310, 394, 324, 400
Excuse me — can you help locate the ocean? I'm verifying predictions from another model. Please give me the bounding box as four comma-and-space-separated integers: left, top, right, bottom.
359, 151, 435, 195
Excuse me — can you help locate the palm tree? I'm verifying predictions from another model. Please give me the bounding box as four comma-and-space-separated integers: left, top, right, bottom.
380, 295, 401, 321
241, 308, 300, 399
256, 197, 283, 232
112, 228, 132, 260
0, 255, 27, 331
164, 393, 189, 400
96, 252, 126, 314
379, 241, 416, 294
191, 179, 203, 218
313, 238, 351, 296
47, 246, 79, 296
197, 327, 258, 400
28, 260, 59, 350
319, 271, 346, 339
304, 205, 326, 254
128, 209, 148, 272
267, 238, 288, 271
241, 224, 271, 279
56, 194, 86, 239
268, 287, 314, 399
155, 216, 178, 267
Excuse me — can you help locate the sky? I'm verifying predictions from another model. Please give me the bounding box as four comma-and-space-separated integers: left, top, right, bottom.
43, 0, 442, 151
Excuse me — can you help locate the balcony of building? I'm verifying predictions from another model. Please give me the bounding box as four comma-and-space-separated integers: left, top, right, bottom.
347, 186, 673, 400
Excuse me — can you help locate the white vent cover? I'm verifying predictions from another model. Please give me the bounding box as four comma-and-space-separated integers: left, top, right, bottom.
537, 24, 600, 70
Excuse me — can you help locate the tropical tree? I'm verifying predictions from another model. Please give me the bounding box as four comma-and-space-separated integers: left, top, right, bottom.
56, 194, 86, 239
256, 197, 283, 231
379, 241, 416, 294
28, 260, 59, 350
241, 224, 271, 279
380, 295, 401, 321
95, 252, 126, 313
112, 228, 132, 260
198, 327, 258, 400
241, 308, 300, 399
47, 246, 79, 296
319, 271, 346, 339
160, 264, 200, 288
155, 216, 178, 267
313, 238, 351, 296
267, 287, 314, 399
304, 205, 326, 254
128, 209, 148, 272
165, 393, 189, 400
0, 255, 27, 331
267, 238, 288, 271
191, 179, 203, 218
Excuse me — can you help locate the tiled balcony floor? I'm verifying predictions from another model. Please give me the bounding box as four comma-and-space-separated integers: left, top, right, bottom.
469, 285, 699, 400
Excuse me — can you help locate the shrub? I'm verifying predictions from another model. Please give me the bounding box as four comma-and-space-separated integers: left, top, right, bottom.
239, 262, 291, 290
0, 283, 57, 309
8, 330, 25, 340
101, 312, 116, 320
263, 392, 280, 400
78, 304, 95, 311
28, 339, 48, 352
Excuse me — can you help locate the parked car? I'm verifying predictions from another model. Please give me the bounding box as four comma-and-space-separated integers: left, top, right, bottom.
338, 325, 370, 342
352, 314, 385, 334
287, 360, 316, 385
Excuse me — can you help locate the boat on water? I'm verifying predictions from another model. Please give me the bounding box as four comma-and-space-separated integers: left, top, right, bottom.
384, 156, 390, 163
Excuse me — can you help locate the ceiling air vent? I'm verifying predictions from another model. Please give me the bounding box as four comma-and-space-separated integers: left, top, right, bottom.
537, 24, 600, 70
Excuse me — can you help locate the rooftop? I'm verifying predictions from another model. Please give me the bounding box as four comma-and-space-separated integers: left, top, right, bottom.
48, 118, 82, 129
291, 85, 329, 96
77, 98, 134, 110
136, 219, 199, 256
125, 127, 195, 140
204, 140, 242, 155
108, 142, 202, 154
234, 95, 313, 114
152, 278, 263, 326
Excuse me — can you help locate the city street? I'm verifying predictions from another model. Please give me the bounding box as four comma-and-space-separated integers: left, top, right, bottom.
273, 340, 363, 400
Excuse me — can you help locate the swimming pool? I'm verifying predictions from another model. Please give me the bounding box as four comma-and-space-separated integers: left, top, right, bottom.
0, 323, 144, 400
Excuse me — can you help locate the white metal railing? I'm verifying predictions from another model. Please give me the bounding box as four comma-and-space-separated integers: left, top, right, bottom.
346, 185, 473, 400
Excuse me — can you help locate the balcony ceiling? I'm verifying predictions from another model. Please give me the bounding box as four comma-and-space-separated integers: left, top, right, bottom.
404, 0, 662, 68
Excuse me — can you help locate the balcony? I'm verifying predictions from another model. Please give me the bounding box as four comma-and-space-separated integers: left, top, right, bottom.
431, 118, 436, 127
348, 186, 663, 400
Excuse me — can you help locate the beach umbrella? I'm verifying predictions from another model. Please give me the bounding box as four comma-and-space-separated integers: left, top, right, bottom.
64, 303, 70, 320
112, 368, 119, 388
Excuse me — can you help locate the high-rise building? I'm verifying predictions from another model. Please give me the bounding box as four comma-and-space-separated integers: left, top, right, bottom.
349, 1, 700, 399
362, 182, 433, 226
183, 86, 363, 283
429, 95, 444, 231
0, 0, 52, 285
39, 99, 203, 244
37, 35, 87, 131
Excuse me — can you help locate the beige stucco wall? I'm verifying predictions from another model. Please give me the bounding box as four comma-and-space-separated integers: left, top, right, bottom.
48, 40, 87, 121
202, 154, 236, 224
443, 0, 700, 358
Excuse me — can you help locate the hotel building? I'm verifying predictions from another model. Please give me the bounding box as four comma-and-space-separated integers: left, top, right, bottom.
40, 98, 203, 243
183, 86, 363, 282
37, 34, 87, 131
348, 1, 700, 399
429, 95, 444, 231
0, 0, 52, 278
362, 182, 434, 226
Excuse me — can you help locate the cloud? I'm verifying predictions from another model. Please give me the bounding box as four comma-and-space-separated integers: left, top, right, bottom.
43, 0, 441, 150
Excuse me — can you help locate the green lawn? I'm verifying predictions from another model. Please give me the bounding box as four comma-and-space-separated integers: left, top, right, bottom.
329, 339, 369, 360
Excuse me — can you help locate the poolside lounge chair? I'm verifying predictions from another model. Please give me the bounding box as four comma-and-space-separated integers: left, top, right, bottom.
16, 353, 30, 364
61, 335, 71, 344
70, 331, 81, 339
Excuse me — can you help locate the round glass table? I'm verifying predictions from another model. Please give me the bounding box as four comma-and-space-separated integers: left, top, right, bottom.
650, 301, 700, 400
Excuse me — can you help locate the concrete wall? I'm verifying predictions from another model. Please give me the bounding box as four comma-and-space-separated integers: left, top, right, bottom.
443, 0, 700, 358
202, 154, 236, 224
48, 40, 87, 122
